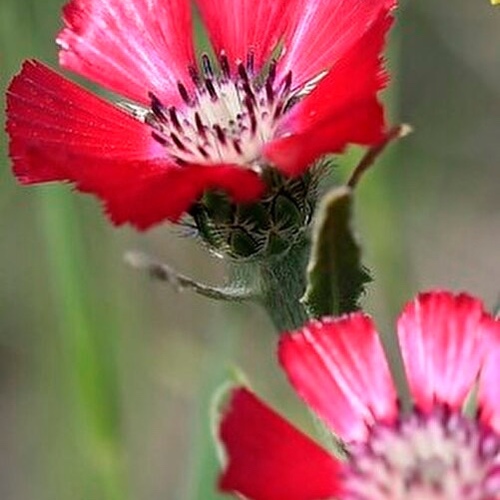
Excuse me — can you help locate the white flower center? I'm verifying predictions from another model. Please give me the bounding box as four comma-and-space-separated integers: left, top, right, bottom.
344, 408, 500, 500
143, 54, 293, 168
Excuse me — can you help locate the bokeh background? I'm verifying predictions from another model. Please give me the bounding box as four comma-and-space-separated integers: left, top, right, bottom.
1, 1, 499, 499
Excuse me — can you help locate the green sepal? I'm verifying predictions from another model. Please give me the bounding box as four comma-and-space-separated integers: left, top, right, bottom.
190, 168, 318, 261
209, 367, 251, 467
301, 186, 371, 317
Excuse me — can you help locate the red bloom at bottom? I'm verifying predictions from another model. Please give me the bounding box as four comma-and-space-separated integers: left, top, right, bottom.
219, 291, 500, 499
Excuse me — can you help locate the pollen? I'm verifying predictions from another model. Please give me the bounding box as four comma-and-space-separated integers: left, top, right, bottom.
344, 407, 500, 500
145, 53, 292, 169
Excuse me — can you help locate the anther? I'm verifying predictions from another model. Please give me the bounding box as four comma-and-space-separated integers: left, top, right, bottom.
232, 139, 242, 155
246, 51, 254, 74
213, 124, 226, 144
220, 53, 231, 79
171, 132, 187, 151
242, 82, 256, 103
194, 112, 207, 139
201, 54, 214, 77
282, 71, 293, 95
149, 91, 168, 122
189, 65, 202, 88
168, 107, 182, 131
265, 80, 274, 105
205, 78, 218, 101
249, 111, 257, 134
237, 63, 250, 84
273, 102, 284, 119
267, 60, 277, 84
197, 145, 209, 158
177, 82, 191, 105
151, 131, 168, 146
244, 96, 255, 115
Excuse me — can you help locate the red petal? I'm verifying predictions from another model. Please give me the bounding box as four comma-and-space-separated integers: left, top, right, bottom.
279, 314, 397, 443
13, 145, 263, 229
266, 11, 392, 176
219, 387, 342, 500
6, 60, 264, 229
398, 291, 490, 413
57, 0, 195, 105
278, 0, 396, 90
93, 163, 265, 228
195, 0, 292, 71
7, 60, 162, 184
476, 317, 500, 433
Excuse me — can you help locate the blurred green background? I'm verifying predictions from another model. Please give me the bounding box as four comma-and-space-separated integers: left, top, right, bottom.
0, 1, 499, 499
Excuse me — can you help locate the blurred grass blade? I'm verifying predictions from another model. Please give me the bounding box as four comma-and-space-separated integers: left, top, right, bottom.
182, 304, 244, 500
39, 190, 127, 500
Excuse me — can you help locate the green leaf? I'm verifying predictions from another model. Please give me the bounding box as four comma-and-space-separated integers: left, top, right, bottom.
301, 186, 371, 317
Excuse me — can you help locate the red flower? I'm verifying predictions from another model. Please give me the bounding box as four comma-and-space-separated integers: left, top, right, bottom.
6, 0, 395, 229
220, 291, 500, 499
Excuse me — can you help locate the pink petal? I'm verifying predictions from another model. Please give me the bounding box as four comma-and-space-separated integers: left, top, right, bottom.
195, 0, 292, 72
279, 314, 398, 443
477, 316, 500, 433
219, 387, 343, 500
266, 11, 392, 176
278, 0, 396, 90
398, 291, 489, 413
6, 60, 264, 229
57, 0, 195, 105
7, 60, 163, 184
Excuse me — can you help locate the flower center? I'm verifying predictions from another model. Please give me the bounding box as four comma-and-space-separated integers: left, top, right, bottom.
145, 53, 292, 168
344, 408, 500, 500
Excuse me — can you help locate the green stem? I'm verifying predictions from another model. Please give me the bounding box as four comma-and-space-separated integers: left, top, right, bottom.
234, 238, 311, 332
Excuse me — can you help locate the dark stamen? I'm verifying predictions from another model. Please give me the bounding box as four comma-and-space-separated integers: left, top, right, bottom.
273, 102, 284, 120
213, 124, 226, 144
149, 91, 168, 122
267, 60, 277, 84
189, 65, 202, 88
152, 131, 168, 146
171, 132, 187, 151
265, 80, 274, 105
246, 51, 254, 74
244, 96, 254, 114
205, 78, 218, 100
244, 97, 257, 134
201, 54, 214, 77
242, 82, 256, 103
237, 63, 250, 84
197, 146, 209, 158
177, 82, 191, 104
250, 115, 257, 134
220, 53, 231, 79
195, 112, 206, 139
169, 107, 182, 131
281, 71, 292, 95
232, 139, 242, 155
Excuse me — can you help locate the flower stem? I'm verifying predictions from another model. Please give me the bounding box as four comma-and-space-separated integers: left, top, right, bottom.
232, 238, 311, 332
